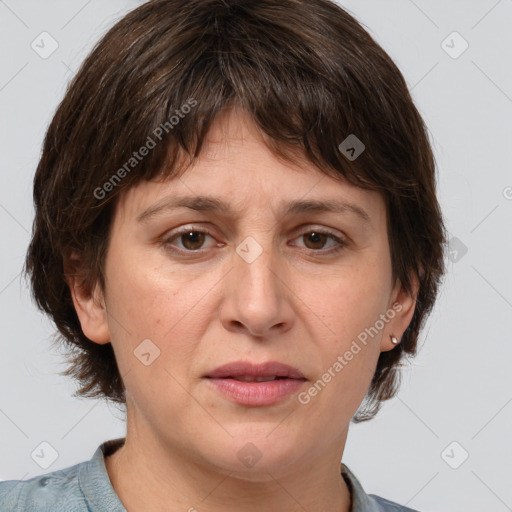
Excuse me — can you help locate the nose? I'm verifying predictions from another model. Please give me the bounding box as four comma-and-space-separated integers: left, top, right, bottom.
219, 242, 295, 338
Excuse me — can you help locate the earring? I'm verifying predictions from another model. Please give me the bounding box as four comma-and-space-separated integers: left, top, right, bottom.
391, 335, 399, 345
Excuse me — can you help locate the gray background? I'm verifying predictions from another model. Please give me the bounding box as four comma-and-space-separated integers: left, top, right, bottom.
1, 1, 511, 511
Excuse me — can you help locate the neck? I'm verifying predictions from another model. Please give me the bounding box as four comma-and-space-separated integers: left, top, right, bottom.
105, 427, 352, 512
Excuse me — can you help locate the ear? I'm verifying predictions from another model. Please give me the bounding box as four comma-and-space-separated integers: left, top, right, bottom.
380, 272, 419, 352
64, 252, 110, 345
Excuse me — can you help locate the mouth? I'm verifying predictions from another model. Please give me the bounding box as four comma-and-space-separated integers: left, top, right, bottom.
204, 361, 306, 406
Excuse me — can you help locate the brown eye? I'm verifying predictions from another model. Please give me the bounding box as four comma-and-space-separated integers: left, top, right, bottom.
178, 231, 207, 250
163, 227, 218, 254
303, 231, 330, 250
290, 229, 346, 254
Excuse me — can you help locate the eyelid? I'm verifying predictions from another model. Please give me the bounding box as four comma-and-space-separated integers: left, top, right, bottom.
290, 224, 345, 241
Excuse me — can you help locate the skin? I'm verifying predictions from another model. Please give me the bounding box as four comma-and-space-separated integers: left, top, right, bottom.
68, 107, 418, 512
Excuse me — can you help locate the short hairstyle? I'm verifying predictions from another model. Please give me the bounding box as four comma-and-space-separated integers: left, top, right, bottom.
24, 0, 446, 422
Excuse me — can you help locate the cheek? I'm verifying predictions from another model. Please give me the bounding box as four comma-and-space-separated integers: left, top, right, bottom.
295, 263, 390, 410
103, 255, 212, 426
302, 261, 391, 342
104, 250, 220, 369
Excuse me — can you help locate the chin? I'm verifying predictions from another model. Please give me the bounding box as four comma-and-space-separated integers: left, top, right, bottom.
205, 429, 306, 477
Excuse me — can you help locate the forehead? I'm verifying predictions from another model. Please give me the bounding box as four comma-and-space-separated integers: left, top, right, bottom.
112, 108, 385, 227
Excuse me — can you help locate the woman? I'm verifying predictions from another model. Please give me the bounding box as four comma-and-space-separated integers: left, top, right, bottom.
0, 0, 445, 510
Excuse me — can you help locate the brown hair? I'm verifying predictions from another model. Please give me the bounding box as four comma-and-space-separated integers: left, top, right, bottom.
24, 0, 446, 421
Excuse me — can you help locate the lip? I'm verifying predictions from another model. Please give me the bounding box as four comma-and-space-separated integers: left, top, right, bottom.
204, 361, 307, 407
205, 360, 305, 379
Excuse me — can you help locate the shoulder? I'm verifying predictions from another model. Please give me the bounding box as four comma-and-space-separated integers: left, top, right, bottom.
0, 438, 126, 512
369, 494, 420, 511
341, 463, 420, 512
0, 462, 89, 512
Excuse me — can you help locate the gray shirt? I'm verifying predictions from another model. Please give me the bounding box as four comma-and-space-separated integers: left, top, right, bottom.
0, 438, 418, 511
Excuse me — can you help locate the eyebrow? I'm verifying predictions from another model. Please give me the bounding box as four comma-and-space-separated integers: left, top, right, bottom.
136, 195, 371, 224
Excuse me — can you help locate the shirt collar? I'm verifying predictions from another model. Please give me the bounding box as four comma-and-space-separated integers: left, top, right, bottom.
341, 462, 381, 511
78, 437, 127, 512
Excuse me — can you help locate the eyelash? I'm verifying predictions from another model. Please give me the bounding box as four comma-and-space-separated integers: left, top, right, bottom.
161, 226, 347, 256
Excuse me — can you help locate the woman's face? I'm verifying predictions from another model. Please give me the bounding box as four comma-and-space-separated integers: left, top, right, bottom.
73, 108, 416, 478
